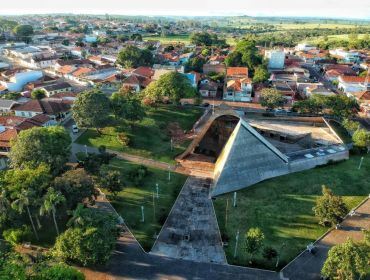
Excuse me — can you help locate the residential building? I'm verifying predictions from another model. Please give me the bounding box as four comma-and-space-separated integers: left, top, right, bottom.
223, 67, 252, 102
338, 75, 368, 93
265, 49, 285, 69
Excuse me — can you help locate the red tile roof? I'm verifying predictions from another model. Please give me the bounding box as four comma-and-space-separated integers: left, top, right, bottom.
226, 67, 249, 77
0, 128, 17, 148
132, 67, 154, 78
339, 75, 366, 83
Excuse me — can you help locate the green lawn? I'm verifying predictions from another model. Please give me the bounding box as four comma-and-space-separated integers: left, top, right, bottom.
143, 34, 191, 44
213, 154, 370, 270
76, 105, 203, 164
105, 159, 187, 251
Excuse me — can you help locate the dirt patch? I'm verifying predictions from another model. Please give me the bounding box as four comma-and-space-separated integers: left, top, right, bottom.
167, 122, 194, 143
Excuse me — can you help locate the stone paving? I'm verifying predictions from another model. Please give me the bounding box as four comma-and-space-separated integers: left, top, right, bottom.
151, 177, 227, 264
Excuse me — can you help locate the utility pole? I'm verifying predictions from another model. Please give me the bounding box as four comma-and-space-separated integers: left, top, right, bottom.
225, 198, 229, 227
358, 156, 364, 170
152, 192, 156, 221
233, 230, 240, 258
141, 206, 145, 223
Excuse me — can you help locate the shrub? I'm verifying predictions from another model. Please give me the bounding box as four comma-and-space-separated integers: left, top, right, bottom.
3, 226, 32, 246
128, 165, 149, 185
117, 133, 130, 147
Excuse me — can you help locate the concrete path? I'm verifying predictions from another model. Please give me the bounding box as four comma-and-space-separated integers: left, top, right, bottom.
151, 177, 226, 264
71, 143, 190, 175
281, 198, 370, 280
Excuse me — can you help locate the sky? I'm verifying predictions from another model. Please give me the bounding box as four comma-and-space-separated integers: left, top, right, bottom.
0, 0, 369, 19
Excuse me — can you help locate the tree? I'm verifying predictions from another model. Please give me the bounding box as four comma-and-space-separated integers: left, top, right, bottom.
225, 39, 262, 73
31, 89, 46, 100
313, 186, 348, 227
245, 227, 265, 261
99, 168, 123, 197
72, 91, 111, 134
190, 32, 225, 46
53, 169, 96, 210
342, 118, 360, 134
352, 129, 370, 150
259, 88, 285, 109
186, 56, 206, 72
253, 65, 269, 83
325, 94, 359, 118
53, 208, 119, 266
9, 126, 71, 173
110, 91, 145, 125
322, 238, 368, 280
40, 187, 66, 236
116, 45, 153, 68
143, 72, 197, 104
13, 24, 34, 43
130, 33, 142, 41
11, 189, 39, 240
292, 98, 323, 114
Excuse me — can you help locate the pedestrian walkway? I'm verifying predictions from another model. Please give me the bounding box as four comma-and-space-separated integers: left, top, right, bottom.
151, 177, 226, 264
281, 198, 370, 280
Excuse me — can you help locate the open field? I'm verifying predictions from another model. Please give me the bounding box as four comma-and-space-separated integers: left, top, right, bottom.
213, 153, 369, 270
143, 34, 191, 44
105, 159, 187, 251
76, 105, 203, 164
305, 34, 369, 44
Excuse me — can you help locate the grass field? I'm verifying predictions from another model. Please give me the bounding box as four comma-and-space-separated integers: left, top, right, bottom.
213, 153, 369, 270
105, 159, 187, 251
306, 34, 369, 44
143, 34, 191, 44
76, 105, 203, 164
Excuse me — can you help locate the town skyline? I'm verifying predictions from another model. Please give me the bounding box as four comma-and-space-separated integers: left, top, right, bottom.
1, 0, 370, 19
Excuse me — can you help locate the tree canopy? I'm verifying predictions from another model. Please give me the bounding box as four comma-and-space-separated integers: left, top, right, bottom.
31, 89, 46, 100
190, 32, 226, 47
245, 227, 265, 261
313, 185, 348, 226
9, 126, 71, 173
116, 45, 153, 68
225, 39, 262, 73
259, 88, 285, 109
110, 90, 145, 123
322, 238, 368, 280
53, 207, 119, 266
72, 91, 111, 133
13, 24, 34, 43
143, 72, 197, 104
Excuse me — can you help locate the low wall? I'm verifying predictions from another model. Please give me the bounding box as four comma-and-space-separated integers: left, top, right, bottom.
289, 150, 349, 173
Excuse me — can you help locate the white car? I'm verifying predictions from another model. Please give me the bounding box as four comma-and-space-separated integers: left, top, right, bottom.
72, 125, 79, 134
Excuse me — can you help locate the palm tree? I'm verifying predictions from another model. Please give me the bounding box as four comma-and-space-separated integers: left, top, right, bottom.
40, 188, 65, 236
11, 189, 39, 240
67, 203, 87, 228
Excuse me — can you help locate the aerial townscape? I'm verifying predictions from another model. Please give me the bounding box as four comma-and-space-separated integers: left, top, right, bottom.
0, 1, 369, 279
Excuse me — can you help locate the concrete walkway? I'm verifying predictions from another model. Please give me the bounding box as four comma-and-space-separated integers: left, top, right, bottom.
281, 198, 370, 280
71, 143, 189, 175
151, 177, 226, 264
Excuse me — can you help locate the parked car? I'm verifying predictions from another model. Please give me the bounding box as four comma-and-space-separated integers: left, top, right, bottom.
72, 125, 79, 134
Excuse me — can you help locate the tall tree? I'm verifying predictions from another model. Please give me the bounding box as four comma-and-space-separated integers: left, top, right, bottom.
13, 24, 34, 43
116, 45, 153, 68
322, 238, 368, 280
31, 89, 46, 100
9, 126, 71, 173
313, 185, 348, 226
143, 72, 197, 104
72, 91, 111, 134
245, 227, 265, 262
259, 88, 285, 109
110, 91, 145, 125
11, 189, 39, 240
352, 129, 370, 150
40, 188, 66, 236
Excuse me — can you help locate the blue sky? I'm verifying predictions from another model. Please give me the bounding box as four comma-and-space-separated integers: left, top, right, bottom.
1, 0, 369, 19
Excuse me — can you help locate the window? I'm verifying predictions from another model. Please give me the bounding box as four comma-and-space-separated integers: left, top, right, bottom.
21, 112, 25, 117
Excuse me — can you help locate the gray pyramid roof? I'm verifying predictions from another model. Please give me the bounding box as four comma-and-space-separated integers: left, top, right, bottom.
211, 119, 290, 197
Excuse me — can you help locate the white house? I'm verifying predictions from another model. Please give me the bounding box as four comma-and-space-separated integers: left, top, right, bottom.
338, 75, 368, 93
295, 43, 316, 52
0, 70, 43, 92
329, 49, 360, 63
265, 50, 285, 69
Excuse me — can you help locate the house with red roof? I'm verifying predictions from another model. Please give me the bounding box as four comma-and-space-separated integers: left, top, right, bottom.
338, 75, 368, 93
223, 67, 252, 102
